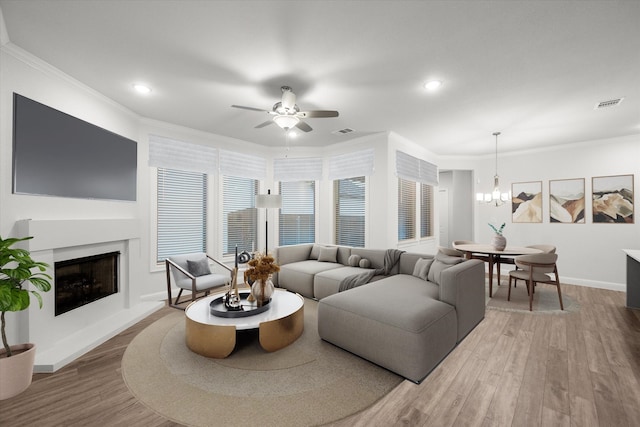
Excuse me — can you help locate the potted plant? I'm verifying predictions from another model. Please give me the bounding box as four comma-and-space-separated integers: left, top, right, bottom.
488, 222, 507, 251
0, 235, 52, 400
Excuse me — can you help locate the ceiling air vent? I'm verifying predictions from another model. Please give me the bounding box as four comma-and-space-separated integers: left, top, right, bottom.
594, 98, 624, 110
332, 128, 355, 135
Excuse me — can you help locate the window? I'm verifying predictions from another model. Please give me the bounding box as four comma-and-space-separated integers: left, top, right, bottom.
398, 178, 416, 241
223, 175, 258, 255
279, 181, 315, 246
334, 176, 365, 247
420, 183, 434, 238
157, 168, 207, 262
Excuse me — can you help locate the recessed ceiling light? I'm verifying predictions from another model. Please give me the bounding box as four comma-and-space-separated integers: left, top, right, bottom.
423, 80, 442, 91
133, 83, 152, 94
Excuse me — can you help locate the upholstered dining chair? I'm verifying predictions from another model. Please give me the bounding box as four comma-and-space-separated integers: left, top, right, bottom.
165, 253, 232, 309
510, 244, 557, 287
508, 253, 563, 311
451, 240, 491, 262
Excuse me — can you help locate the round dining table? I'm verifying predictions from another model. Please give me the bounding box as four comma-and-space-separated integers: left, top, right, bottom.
451, 243, 543, 297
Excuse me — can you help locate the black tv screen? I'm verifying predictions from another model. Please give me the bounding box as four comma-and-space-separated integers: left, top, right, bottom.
12, 93, 137, 201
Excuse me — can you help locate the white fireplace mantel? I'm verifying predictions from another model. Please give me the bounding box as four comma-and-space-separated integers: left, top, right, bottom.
14, 218, 163, 372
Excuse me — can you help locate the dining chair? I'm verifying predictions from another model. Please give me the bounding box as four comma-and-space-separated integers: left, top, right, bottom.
451, 240, 491, 262
511, 244, 557, 287
508, 253, 563, 311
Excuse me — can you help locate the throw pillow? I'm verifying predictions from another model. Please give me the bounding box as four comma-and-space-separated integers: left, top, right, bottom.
412, 258, 434, 280
309, 244, 324, 260
348, 254, 362, 267
359, 258, 371, 269
318, 246, 339, 263
187, 258, 211, 277
427, 253, 464, 284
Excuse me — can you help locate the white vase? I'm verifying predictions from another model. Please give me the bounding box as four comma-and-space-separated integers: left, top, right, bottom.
491, 234, 507, 251
251, 278, 275, 304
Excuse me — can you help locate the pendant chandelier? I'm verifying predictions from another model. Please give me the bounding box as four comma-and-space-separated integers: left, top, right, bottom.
476, 132, 510, 206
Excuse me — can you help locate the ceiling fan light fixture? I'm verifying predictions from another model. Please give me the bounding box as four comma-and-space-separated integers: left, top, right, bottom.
273, 114, 299, 130
423, 80, 442, 91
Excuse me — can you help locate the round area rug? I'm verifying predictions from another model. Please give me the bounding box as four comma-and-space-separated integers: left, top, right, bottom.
122, 298, 402, 427
486, 280, 579, 313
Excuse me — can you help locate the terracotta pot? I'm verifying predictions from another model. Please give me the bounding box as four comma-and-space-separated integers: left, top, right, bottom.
0, 343, 36, 400
491, 234, 507, 251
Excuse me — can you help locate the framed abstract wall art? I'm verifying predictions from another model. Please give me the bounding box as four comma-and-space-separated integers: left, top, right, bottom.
549, 178, 585, 223
512, 181, 542, 223
592, 174, 634, 223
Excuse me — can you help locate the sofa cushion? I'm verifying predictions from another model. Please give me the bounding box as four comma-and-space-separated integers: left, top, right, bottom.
412, 258, 433, 280
278, 260, 344, 298
359, 258, 371, 269
187, 258, 211, 277
314, 266, 373, 300
427, 253, 465, 284
347, 254, 361, 267
350, 248, 386, 270
309, 244, 324, 260
318, 246, 339, 263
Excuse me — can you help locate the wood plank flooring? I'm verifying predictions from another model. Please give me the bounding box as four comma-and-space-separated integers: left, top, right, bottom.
1, 283, 639, 427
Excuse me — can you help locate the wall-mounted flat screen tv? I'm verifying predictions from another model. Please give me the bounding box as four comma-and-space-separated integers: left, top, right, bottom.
12, 93, 137, 201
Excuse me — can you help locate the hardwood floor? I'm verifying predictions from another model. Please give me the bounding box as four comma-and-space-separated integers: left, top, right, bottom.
1, 283, 639, 427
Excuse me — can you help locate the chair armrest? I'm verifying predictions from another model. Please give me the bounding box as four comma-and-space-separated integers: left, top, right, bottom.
166, 258, 195, 280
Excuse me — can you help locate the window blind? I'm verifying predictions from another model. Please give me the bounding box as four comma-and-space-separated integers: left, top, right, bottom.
223, 175, 258, 255
219, 150, 266, 180
279, 181, 315, 246
398, 178, 416, 241
396, 150, 438, 186
420, 183, 434, 238
328, 148, 375, 180
149, 135, 218, 174
274, 157, 323, 182
334, 176, 366, 247
157, 168, 207, 262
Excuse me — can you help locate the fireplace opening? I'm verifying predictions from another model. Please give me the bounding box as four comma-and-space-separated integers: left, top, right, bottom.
54, 252, 119, 316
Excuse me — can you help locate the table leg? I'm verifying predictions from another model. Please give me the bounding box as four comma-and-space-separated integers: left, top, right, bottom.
496, 255, 501, 287
488, 256, 494, 297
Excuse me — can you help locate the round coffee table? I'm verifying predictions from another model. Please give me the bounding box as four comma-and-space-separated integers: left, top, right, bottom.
184, 288, 304, 358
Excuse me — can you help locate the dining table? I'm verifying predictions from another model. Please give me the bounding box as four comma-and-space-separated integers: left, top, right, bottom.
451, 243, 543, 297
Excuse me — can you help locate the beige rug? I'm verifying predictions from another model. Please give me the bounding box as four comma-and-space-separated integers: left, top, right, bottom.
486, 279, 579, 313
122, 298, 402, 427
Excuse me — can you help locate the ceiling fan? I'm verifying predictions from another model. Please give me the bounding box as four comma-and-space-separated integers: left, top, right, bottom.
231, 86, 339, 132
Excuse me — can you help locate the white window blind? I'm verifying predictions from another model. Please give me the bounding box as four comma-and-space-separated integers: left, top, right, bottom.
157, 168, 207, 262
398, 178, 416, 241
274, 157, 323, 182
328, 148, 375, 180
334, 176, 366, 247
279, 181, 315, 246
396, 150, 438, 186
149, 135, 218, 174
420, 183, 434, 238
223, 175, 258, 255
220, 150, 266, 180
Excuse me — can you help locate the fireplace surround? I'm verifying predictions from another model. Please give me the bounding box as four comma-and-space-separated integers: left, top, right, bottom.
15, 218, 164, 372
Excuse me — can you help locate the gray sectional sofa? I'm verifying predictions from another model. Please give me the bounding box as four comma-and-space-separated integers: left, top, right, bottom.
273, 243, 485, 383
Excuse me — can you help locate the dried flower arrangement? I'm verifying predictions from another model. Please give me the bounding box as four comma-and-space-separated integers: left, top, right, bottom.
244, 253, 280, 284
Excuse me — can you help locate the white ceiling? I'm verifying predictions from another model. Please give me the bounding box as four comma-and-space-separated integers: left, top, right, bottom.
1, 0, 639, 156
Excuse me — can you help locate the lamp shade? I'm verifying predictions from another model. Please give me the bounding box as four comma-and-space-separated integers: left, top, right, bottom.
256, 193, 282, 209
273, 115, 299, 130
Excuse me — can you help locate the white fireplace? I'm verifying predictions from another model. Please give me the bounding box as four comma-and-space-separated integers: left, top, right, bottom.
16, 219, 163, 372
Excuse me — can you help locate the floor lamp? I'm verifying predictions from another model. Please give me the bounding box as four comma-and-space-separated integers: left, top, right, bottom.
255, 189, 282, 254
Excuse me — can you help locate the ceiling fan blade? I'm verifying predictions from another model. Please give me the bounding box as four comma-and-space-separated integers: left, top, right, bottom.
255, 120, 274, 129
295, 120, 313, 132
299, 110, 339, 118
231, 105, 270, 113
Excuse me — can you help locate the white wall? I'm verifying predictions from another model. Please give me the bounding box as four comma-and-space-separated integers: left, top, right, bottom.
455, 135, 640, 290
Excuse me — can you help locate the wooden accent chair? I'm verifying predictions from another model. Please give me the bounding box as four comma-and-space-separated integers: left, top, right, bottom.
165, 253, 232, 309
508, 253, 563, 311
